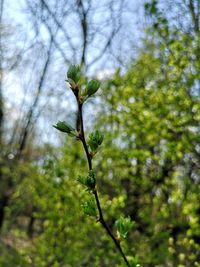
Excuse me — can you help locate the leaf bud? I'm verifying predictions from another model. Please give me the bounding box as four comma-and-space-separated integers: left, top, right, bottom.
67, 64, 81, 84
88, 130, 104, 152
85, 79, 101, 97
53, 121, 76, 136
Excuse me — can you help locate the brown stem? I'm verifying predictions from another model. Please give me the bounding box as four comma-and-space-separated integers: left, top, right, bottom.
76, 92, 131, 267
78, 103, 92, 170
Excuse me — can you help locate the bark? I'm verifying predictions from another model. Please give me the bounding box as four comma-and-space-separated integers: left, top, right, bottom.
0, 195, 8, 232
27, 213, 35, 238
0, 0, 4, 144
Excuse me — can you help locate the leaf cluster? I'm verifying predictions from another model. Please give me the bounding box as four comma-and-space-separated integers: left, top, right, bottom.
77, 170, 96, 192
67, 65, 81, 86
88, 130, 104, 153
66, 64, 101, 101
82, 197, 97, 217
115, 216, 134, 239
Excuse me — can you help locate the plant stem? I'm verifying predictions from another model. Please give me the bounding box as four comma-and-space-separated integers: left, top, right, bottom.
76, 95, 131, 267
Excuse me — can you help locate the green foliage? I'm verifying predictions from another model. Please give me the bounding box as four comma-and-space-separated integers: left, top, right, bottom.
67, 64, 81, 85
88, 130, 104, 153
1, 2, 200, 266
84, 79, 101, 97
115, 216, 134, 239
53, 121, 76, 136
118, 256, 141, 267
0, 242, 30, 267
97, 25, 200, 264
82, 197, 97, 217
144, 0, 158, 15
77, 170, 96, 191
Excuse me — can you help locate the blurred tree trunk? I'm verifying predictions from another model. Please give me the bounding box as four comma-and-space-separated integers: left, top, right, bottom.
0, 0, 4, 145
0, 0, 5, 234
0, 195, 8, 231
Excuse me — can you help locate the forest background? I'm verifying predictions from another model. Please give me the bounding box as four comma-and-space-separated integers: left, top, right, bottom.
0, 0, 200, 266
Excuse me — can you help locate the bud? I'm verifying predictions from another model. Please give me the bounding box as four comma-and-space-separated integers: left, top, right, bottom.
88, 130, 104, 152
67, 65, 81, 84
85, 79, 101, 97
53, 121, 76, 136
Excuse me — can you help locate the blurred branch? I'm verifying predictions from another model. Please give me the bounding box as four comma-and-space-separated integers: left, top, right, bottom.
17, 36, 53, 158
77, 0, 90, 67
188, 0, 199, 33
26, 0, 71, 65
87, 0, 123, 67
0, 0, 4, 145
40, 0, 76, 57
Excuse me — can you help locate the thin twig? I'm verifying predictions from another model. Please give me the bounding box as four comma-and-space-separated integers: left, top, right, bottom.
75, 89, 131, 267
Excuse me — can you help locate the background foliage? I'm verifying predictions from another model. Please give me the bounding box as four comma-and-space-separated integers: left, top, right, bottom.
0, 0, 200, 266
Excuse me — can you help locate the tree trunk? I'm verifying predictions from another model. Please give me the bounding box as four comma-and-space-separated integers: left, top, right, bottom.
0, 195, 8, 232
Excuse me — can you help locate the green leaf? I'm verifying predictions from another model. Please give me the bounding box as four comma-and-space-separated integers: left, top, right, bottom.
88, 130, 104, 152
85, 79, 101, 97
82, 197, 97, 217
77, 170, 96, 191
88, 139, 99, 152
115, 215, 134, 239
67, 64, 81, 84
53, 121, 76, 136
86, 170, 96, 189
77, 175, 88, 187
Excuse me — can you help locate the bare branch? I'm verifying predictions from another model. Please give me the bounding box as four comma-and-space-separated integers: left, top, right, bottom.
17, 37, 53, 157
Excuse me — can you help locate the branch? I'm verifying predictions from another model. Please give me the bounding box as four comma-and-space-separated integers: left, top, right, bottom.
17, 36, 53, 157
75, 87, 131, 267
40, 0, 76, 55
77, 0, 90, 67
26, 0, 71, 65
189, 0, 199, 34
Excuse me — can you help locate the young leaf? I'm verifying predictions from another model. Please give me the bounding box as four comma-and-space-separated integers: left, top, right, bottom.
115, 215, 134, 239
85, 79, 101, 97
86, 170, 96, 189
67, 64, 81, 84
77, 170, 96, 191
82, 197, 97, 217
77, 175, 88, 187
88, 130, 104, 152
53, 121, 76, 136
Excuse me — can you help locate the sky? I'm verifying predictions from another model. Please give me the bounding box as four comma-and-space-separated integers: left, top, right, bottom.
2, 0, 146, 146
